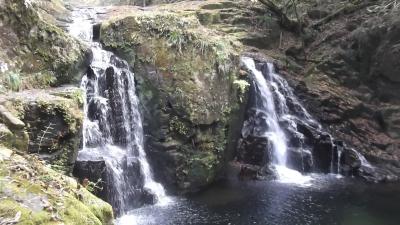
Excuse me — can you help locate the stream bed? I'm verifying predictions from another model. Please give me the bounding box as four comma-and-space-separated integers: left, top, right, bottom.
117, 176, 400, 225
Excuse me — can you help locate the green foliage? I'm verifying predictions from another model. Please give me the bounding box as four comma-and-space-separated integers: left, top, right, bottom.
23, 72, 56, 88
0, 71, 57, 92
167, 30, 187, 53
2, 71, 22, 92
233, 79, 250, 102
195, 38, 211, 55
71, 89, 84, 107
214, 41, 230, 63
169, 116, 190, 136
85, 178, 103, 194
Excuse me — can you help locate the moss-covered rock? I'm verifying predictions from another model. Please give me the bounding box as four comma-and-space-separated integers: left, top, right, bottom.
100, 10, 247, 192
0, 146, 113, 225
1, 87, 84, 173
0, 0, 90, 89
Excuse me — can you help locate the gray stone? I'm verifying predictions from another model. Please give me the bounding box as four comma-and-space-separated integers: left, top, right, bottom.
0, 105, 25, 130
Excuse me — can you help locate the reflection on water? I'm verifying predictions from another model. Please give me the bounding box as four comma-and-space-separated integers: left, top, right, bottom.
117, 176, 400, 225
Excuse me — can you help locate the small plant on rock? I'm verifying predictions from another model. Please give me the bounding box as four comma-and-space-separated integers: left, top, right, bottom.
2, 71, 22, 92
167, 31, 187, 53
83, 178, 103, 194
36, 122, 55, 154
233, 79, 250, 102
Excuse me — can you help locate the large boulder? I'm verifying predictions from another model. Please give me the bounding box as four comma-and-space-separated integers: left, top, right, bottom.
100, 11, 247, 192
1, 87, 84, 173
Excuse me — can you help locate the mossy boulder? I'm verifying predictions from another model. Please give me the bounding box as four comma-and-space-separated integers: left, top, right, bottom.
0, 0, 90, 88
0, 105, 29, 151
0, 147, 113, 225
1, 87, 84, 173
100, 11, 247, 192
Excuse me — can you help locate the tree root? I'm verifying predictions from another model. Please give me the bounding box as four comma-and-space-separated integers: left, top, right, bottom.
311, 1, 378, 29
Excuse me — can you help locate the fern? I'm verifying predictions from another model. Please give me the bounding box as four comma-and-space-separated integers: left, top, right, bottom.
37, 122, 55, 154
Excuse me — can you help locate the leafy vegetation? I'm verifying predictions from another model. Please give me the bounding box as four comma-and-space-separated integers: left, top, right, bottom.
233, 79, 250, 102
1, 71, 22, 92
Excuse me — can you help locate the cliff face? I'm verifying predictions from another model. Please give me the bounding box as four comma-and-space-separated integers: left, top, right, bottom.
0, 0, 88, 173
277, 0, 400, 177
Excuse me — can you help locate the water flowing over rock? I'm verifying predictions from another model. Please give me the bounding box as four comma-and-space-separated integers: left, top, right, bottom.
68, 8, 168, 215
238, 57, 394, 182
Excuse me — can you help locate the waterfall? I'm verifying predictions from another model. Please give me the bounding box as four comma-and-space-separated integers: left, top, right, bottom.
69, 8, 169, 214
241, 57, 312, 184
244, 59, 288, 166
240, 57, 375, 182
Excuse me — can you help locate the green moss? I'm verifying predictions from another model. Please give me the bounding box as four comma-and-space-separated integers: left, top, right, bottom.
62, 197, 103, 225
186, 151, 218, 184
0, 199, 53, 225
0, 149, 114, 225
0, 0, 89, 86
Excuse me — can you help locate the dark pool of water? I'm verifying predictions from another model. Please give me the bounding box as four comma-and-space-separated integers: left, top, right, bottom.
117, 175, 400, 225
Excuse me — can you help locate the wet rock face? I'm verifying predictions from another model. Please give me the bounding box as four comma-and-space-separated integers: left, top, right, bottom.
283, 8, 400, 179
23, 100, 82, 172
73, 157, 155, 212
236, 59, 397, 181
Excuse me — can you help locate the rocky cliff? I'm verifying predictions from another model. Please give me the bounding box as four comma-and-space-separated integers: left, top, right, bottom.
275, 0, 400, 178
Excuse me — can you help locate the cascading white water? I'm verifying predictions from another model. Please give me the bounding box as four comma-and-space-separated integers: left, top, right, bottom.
240, 56, 376, 183
69, 7, 169, 214
241, 57, 312, 184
